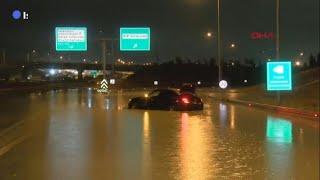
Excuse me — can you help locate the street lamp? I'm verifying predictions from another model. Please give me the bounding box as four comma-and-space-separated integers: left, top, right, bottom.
217, 0, 222, 82
275, 0, 281, 105
230, 43, 236, 48
206, 32, 213, 38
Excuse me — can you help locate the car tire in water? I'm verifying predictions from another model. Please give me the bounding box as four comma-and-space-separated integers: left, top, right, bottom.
168, 105, 175, 111
130, 102, 138, 109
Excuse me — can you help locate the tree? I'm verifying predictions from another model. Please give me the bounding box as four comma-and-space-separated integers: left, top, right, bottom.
174, 56, 183, 65
317, 53, 320, 66
309, 54, 316, 68
209, 58, 216, 67
244, 58, 256, 68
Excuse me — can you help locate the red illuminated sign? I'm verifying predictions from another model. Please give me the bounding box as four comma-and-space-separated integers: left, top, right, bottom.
251, 32, 274, 40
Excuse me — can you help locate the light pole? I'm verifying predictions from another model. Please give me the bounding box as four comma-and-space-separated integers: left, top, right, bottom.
99, 38, 118, 79
276, 0, 281, 105
276, 0, 280, 60
101, 40, 107, 79
230, 43, 236, 63
206, 32, 213, 38
217, 0, 222, 82
26, 53, 30, 64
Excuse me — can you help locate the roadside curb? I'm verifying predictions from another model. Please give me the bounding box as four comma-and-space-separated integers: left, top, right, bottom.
210, 96, 319, 120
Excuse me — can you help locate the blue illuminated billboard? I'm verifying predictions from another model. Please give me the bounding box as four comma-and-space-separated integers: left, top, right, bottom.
120, 27, 150, 51
55, 27, 87, 51
267, 61, 292, 91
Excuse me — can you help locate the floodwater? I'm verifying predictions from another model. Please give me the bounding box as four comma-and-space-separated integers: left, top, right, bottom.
0, 88, 319, 179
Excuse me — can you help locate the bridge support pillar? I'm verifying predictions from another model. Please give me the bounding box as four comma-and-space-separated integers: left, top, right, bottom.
77, 69, 83, 80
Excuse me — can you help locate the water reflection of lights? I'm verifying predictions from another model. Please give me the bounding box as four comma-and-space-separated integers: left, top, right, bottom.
219, 103, 227, 126
142, 111, 151, 178
179, 113, 213, 179
266, 116, 293, 143
299, 128, 304, 144
265, 116, 293, 178
143, 112, 150, 140
117, 90, 125, 111
105, 98, 110, 110
230, 105, 235, 129
87, 88, 92, 108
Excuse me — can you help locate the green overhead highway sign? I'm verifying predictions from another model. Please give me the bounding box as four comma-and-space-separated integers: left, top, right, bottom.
55, 27, 87, 51
267, 61, 292, 91
120, 27, 150, 51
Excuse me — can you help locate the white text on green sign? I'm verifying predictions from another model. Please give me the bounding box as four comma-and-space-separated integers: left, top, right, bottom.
267, 61, 292, 91
120, 27, 150, 51
55, 27, 87, 51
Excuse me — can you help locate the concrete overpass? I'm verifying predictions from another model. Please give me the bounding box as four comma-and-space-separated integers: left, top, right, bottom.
1, 62, 143, 80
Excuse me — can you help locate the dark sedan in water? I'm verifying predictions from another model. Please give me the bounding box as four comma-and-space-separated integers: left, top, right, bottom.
128, 89, 203, 111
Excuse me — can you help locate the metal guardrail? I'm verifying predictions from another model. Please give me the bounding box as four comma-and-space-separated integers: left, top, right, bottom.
210, 96, 319, 120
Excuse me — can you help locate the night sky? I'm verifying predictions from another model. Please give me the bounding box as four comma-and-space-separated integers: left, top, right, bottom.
0, 0, 319, 63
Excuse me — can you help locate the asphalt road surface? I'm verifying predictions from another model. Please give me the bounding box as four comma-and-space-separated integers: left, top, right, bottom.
0, 88, 319, 179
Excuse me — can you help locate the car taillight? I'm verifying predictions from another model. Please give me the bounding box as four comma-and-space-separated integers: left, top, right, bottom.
181, 97, 190, 104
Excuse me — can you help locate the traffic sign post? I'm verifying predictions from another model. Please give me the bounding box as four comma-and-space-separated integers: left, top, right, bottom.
55, 27, 87, 51
267, 61, 292, 91
219, 80, 228, 89
120, 27, 150, 51
97, 79, 109, 93
267, 61, 292, 105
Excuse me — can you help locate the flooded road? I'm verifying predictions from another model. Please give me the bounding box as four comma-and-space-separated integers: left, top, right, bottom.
0, 88, 319, 179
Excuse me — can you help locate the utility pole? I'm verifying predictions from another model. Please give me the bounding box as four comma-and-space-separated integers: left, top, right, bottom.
26, 53, 30, 64
101, 40, 107, 79
276, 0, 281, 105
276, 0, 280, 60
217, 0, 222, 82
111, 40, 115, 74
98, 37, 118, 79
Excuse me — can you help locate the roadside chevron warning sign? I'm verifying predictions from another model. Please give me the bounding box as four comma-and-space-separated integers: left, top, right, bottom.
97, 79, 109, 93
101, 79, 108, 89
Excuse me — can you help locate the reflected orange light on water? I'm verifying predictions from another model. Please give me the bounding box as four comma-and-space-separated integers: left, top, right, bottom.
143, 111, 150, 140
230, 105, 235, 129
142, 111, 151, 179
179, 113, 214, 179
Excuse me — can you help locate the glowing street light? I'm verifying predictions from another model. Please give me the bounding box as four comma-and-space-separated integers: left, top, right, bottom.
206, 32, 213, 38
295, 61, 301, 66
299, 52, 304, 56
230, 43, 236, 48
49, 69, 56, 75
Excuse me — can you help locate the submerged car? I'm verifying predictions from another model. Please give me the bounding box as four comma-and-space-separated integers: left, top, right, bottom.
128, 89, 203, 111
